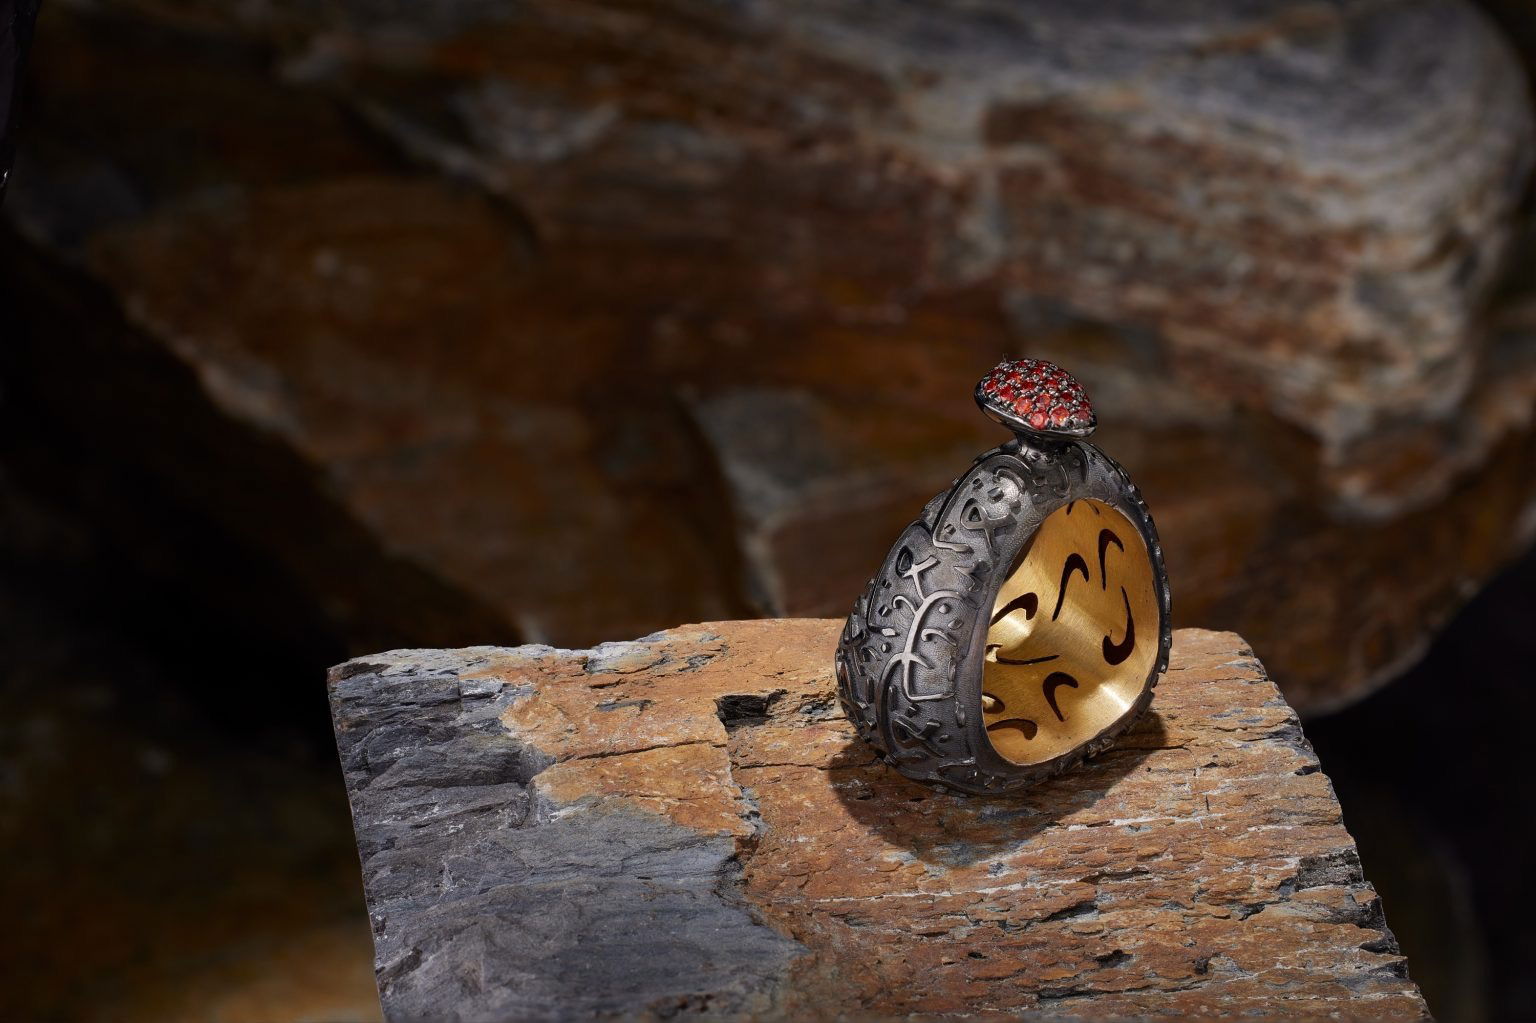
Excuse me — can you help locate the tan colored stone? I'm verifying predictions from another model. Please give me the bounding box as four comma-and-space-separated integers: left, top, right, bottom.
331, 621, 1428, 1019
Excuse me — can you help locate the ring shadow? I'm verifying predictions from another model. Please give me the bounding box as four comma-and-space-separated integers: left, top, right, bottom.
826, 711, 1169, 868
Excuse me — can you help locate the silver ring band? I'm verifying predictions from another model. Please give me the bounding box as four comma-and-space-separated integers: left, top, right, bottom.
836, 360, 1172, 795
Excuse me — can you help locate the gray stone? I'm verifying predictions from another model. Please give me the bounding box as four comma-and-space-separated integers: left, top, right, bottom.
329, 620, 1428, 1020
330, 646, 803, 1022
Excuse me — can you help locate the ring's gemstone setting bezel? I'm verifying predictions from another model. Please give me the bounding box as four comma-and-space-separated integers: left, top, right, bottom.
974, 357, 1097, 438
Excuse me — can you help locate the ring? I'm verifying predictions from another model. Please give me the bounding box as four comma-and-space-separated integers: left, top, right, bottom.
836, 358, 1172, 795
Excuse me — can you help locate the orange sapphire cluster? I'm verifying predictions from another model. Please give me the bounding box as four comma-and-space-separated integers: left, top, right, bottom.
977, 358, 1094, 433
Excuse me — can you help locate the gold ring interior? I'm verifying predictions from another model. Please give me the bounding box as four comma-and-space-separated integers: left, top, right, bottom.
982, 499, 1159, 767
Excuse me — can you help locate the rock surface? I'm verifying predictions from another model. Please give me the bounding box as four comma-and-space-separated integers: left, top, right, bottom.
7, 0, 1536, 710
330, 620, 1427, 1020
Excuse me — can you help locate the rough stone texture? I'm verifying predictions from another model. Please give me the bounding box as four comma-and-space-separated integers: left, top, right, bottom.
7, 0, 1536, 710
330, 620, 1427, 1020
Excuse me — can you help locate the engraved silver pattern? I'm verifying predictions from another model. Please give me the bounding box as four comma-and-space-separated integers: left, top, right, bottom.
836, 436, 1172, 795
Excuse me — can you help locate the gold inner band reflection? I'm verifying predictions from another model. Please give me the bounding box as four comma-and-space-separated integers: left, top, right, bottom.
982, 499, 1158, 766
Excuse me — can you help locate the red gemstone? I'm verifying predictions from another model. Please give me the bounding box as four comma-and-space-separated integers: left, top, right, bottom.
978, 357, 1094, 433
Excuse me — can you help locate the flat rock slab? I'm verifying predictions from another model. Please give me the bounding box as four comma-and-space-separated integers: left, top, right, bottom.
329, 622, 1427, 1020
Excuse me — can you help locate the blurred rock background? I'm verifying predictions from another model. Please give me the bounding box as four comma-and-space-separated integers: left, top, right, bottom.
2, 0, 1535, 1019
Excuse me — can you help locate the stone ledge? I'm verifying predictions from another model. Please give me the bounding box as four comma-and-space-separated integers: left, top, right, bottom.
329, 621, 1427, 1020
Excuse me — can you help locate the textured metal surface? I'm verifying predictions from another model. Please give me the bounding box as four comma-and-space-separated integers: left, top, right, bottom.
836, 436, 1171, 794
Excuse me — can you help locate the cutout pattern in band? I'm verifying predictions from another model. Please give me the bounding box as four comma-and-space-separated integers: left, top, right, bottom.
835, 441, 1170, 794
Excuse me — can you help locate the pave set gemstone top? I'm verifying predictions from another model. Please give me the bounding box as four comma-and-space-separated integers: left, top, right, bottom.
974, 358, 1097, 437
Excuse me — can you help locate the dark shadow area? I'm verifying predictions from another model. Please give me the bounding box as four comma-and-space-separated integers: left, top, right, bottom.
0, 486, 379, 1018
0, 238, 387, 1017
829, 711, 1166, 865
1309, 543, 1536, 1023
